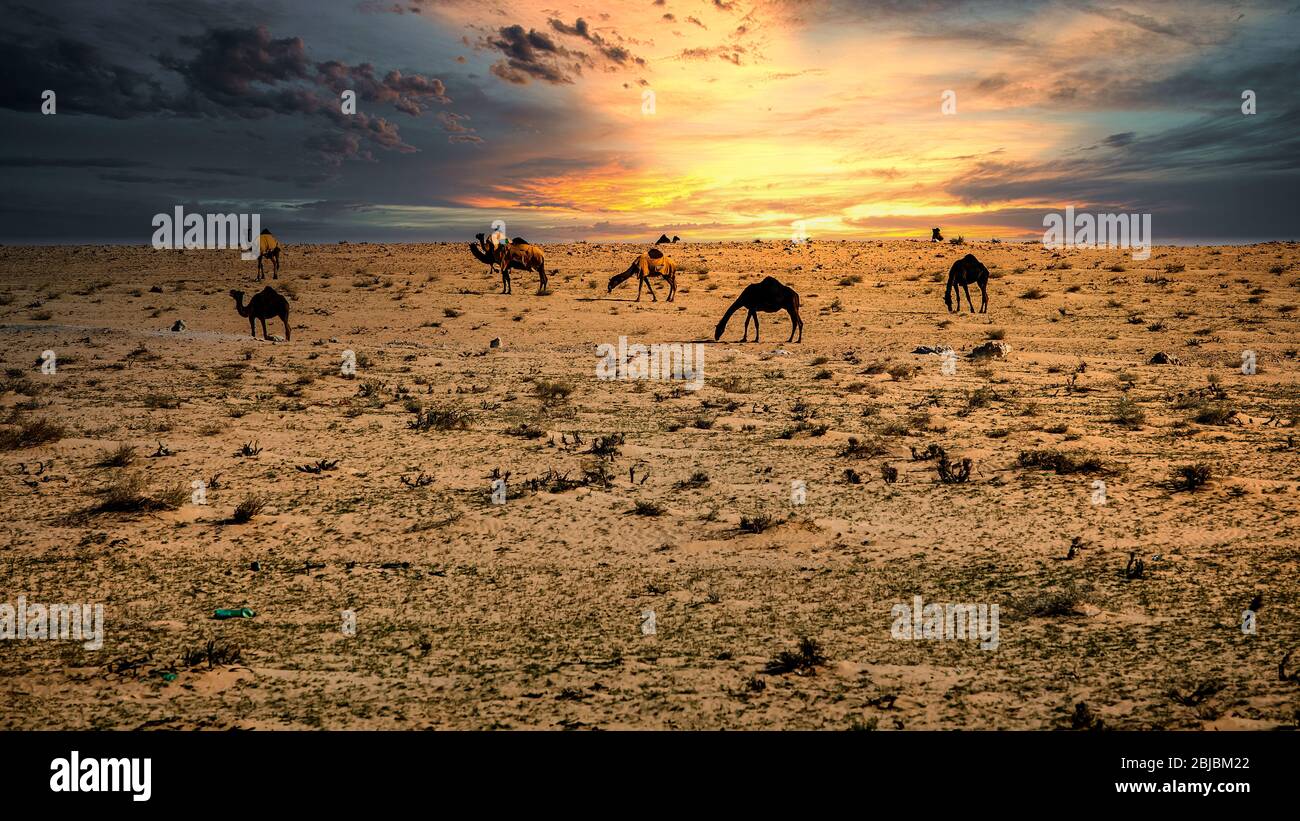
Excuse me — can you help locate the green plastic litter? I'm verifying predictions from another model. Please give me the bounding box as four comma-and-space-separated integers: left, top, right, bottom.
212, 607, 255, 619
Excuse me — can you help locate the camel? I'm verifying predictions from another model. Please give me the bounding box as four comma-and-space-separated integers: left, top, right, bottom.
230, 286, 291, 341
499, 239, 547, 295
606, 248, 677, 302
468, 232, 505, 276
714, 276, 803, 343
944, 253, 990, 313
257, 229, 281, 280
931, 228, 943, 242
469, 234, 547, 294
654, 234, 681, 244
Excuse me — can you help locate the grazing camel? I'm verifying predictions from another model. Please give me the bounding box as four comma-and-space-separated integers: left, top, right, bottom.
944, 253, 990, 313
230, 287, 291, 341
607, 248, 678, 302
714, 276, 803, 343
256, 229, 281, 280
468, 232, 506, 276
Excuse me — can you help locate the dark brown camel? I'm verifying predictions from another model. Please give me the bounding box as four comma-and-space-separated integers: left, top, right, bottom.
931, 227, 943, 242
944, 253, 990, 313
468, 233, 503, 276
714, 276, 803, 343
230, 287, 291, 341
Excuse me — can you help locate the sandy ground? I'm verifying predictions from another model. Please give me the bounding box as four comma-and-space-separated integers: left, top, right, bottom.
0, 239, 1297, 730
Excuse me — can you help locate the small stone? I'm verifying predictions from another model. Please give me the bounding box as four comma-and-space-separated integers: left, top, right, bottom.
1148, 351, 1179, 365
171, 319, 187, 332
489, 337, 501, 349
250, 561, 261, 572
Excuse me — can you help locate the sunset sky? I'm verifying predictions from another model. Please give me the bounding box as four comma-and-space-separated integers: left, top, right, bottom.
2, 0, 1297, 243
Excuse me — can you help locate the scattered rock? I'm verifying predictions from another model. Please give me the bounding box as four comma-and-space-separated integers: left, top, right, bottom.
249, 561, 261, 572
1148, 351, 1179, 365
912, 344, 954, 355
489, 337, 501, 349
170, 319, 187, 332
967, 341, 1011, 360
269, 334, 286, 343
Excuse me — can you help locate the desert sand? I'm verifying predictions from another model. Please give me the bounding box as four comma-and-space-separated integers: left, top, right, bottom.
0, 239, 1296, 730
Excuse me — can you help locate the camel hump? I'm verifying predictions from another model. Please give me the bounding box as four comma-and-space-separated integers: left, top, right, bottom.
259, 286, 280, 296
759, 276, 785, 287
511, 237, 528, 245
647, 247, 664, 259
655, 233, 671, 244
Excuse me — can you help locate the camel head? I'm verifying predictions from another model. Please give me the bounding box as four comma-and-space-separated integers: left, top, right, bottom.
229, 289, 245, 304
943, 289, 953, 311
713, 319, 726, 341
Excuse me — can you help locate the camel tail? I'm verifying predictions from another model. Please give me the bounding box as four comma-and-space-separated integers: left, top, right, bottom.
715, 294, 746, 340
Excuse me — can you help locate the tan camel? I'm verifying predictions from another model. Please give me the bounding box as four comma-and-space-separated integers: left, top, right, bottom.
230, 287, 290, 341
256, 229, 282, 280
606, 248, 677, 302
469, 234, 547, 294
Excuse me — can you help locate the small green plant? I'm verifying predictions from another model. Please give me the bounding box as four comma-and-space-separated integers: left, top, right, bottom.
96, 442, 137, 468
0, 417, 67, 450
1112, 396, 1145, 429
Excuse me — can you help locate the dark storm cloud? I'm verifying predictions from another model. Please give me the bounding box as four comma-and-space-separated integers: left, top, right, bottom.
154, 26, 474, 152
484, 25, 584, 85
547, 17, 647, 67
0, 37, 166, 117
1, 22, 471, 157
944, 106, 1300, 215
316, 62, 450, 114
158, 26, 311, 110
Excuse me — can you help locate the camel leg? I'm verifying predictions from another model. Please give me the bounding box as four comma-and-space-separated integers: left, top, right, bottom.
644, 275, 658, 302
787, 309, 799, 342
501, 262, 511, 295
272, 251, 279, 280
751, 311, 760, 343
535, 262, 547, 295
667, 278, 676, 302
249, 316, 256, 338
256, 255, 264, 282
282, 313, 291, 341
260, 317, 269, 339
635, 274, 643, 302
963, 283, 975, 312
979, 282, 988, 313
